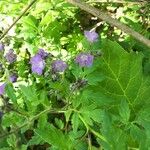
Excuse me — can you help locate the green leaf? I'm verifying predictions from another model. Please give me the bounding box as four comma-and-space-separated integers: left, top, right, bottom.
71, 112, 79, 133
2, 112, 25, 128
98, 40, 150, 110
40, 10, 59, 26
99, 111, 127, 150
80, 104, 103, 126
28, 135, 43, 146
37, 114, 48, 129
0, 148, 12, 150
35, 124, 73, 150
19, 85, 38, 103
7, 134, 16, 148
55, 118, 64, 129
119, 99, 130, 123
5, 83, 17, 104
22, 15, 38, 31
130, 124, 146, 147
87, 71, 105, 85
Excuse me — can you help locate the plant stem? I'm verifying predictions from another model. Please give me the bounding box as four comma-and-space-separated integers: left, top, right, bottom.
0, 0, 37, 40
86, 0, 147, 4
79, 114, 107, 143
0, 108, 65, 139
88, 133, 92, 150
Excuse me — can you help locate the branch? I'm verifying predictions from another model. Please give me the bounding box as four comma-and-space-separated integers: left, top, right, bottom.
0, 0, 37, 40
0, 108, 65, 139
86, 0, 147, 4
67, 0, 150, 48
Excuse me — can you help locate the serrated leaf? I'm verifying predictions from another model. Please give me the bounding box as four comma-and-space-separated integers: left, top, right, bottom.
80, 104, 103, 126
2, 112, 25, 128
97, 40, 150, 110
100, 112, 127, 150
38, 114, 48, 129
19, 85, 38, 103
119, 99, 130, 123
55, 118, 64, 129
71, 112, 79, 133
35, 124, 73, 150
28, 134, 43, 146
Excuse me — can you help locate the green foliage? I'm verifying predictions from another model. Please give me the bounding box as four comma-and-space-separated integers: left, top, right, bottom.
34, 123, 73, 150
0, 0, 150, 149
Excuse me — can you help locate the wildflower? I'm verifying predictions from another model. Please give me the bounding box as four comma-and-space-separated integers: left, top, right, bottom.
30, 54, 45, 75
0, 43, 4, 51
84, 30, 99, 42
9, 74, 18, 83
0, 83, 6, 95
5, 49, 17, 63
37, 48, 48, 59
52, 60, 67, 72
75, 53, 94, 67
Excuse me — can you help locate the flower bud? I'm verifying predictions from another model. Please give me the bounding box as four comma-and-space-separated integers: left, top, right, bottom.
9, 74, 18, 83
5, 49, 17, 63
52, 60, 67, 73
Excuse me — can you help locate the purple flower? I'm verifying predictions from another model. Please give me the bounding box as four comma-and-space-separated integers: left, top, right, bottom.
5, 49, 17, 63
75, 53, 94, 67
37, 48, 48, 59
9, 74, 18, 83
84, 30, 99, 42
0, 83, 6, 95
0, 43, 4, 51
52, 60, 67, 72
30, 54, 45, 75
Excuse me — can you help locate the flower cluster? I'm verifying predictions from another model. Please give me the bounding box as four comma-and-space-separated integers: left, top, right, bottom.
0, 29, 98, 96
30, 54, 45, 75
